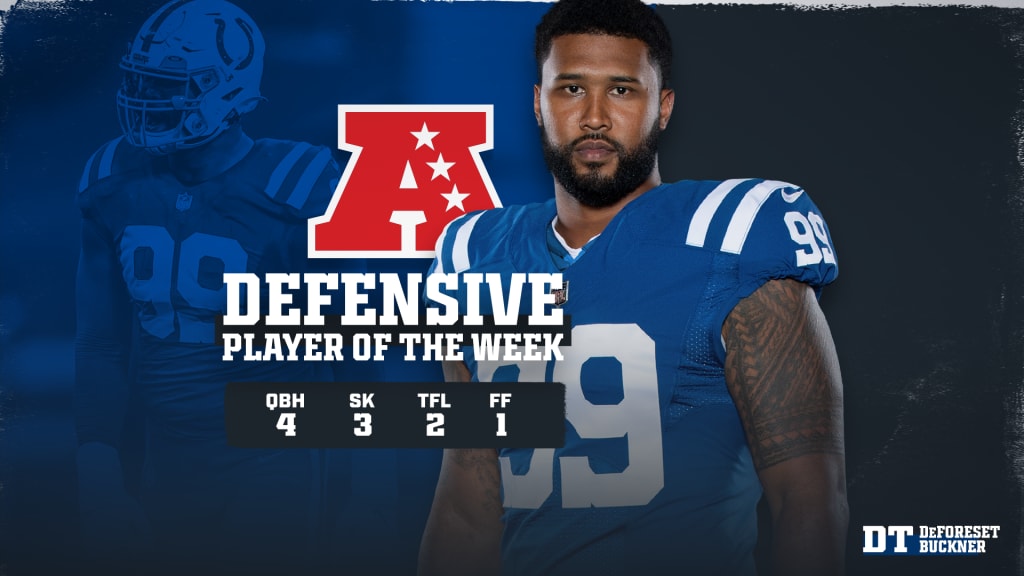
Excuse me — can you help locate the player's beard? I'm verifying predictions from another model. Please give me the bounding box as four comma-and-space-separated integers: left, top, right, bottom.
541, 119, 660, 208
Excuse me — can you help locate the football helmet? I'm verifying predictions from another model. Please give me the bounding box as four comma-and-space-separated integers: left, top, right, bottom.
117, 0, 265, 154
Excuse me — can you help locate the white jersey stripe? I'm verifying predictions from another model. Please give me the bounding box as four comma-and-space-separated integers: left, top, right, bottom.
720, 179, 790, 254
287, 147, 332, 209
265, 142, 312, 199
96, 136, 123, 181
451, 212, 484, 273
432, 217, 460, 275
78, 149, 99, 194
685, 179, 748, 248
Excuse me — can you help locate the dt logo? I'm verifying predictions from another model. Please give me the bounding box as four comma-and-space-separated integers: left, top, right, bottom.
308, 105, 502, 258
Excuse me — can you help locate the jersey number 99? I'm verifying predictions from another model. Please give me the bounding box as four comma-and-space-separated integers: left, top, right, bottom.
785, 211, 835, 267
120, 225, 248, 343
478, 323, 665, 509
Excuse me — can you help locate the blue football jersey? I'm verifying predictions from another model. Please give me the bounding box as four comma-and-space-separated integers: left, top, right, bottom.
77, 136, 341, 437
430, 179, 838, 576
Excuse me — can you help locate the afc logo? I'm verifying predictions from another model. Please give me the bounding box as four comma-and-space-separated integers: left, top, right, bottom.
308, 105, 502, 258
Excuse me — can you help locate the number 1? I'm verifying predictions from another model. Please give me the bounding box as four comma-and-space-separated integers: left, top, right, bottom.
496, 412, 507, 437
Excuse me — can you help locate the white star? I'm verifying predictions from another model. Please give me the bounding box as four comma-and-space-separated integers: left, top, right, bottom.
426, 153, 455, 181
411, 122, 439, 150
441, 184, 470, 212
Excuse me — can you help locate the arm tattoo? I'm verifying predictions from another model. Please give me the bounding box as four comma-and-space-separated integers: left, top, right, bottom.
723, 279, 844, 470
440, 361, 504, 515
450, 448, 503, 517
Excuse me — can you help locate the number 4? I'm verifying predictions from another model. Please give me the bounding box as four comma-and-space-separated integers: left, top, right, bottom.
276, 413, 297, 437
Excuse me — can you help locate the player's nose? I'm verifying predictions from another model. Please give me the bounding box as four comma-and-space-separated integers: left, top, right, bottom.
579, 94, 610, 132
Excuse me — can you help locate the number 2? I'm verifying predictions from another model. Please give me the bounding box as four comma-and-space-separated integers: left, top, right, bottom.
426, 413, 445, 437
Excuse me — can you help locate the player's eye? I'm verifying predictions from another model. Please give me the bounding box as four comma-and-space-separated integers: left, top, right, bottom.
563, 85, 583, 95
611, 86, 631, 96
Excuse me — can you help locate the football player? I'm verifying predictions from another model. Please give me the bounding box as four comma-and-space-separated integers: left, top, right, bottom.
418, 1, 848, 575
74, 1, 358, 574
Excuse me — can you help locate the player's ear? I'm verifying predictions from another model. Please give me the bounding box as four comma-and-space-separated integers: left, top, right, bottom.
659, 88, 675, 130
534, 85, 542, 126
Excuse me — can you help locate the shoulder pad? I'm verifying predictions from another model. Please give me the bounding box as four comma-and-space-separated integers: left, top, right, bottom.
77, 136, 148, 195
684, 178, 838, 289
431, 210, 489, 275
431, 203, 542, 274
255, 139, 341, 217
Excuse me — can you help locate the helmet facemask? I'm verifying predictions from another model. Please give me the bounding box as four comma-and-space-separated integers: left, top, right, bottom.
117, 67, 228, 154
116, 0, 264, 155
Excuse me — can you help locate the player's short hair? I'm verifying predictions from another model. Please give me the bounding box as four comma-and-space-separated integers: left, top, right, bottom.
535, 0, 673, 89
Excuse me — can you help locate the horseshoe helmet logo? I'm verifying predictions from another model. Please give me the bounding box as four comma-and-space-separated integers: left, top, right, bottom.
117, 0, 265, 154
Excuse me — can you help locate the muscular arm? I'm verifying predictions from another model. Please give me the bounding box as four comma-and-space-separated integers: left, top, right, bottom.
75, 215, 152, 555
722, 278, 848, 576
418, 360, 504, 576
75, 216, 133, 454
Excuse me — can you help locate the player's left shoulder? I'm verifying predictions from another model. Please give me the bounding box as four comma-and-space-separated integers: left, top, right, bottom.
681, 178, 838, 286
247, 138, 341, 218
77, 136, 159, 219
77, 136, 152, 195
432, 200, 554, 275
